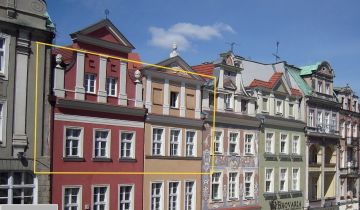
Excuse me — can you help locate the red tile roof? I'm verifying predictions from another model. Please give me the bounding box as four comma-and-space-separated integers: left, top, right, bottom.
291, 88, 302, 96
192, 63, 214, 77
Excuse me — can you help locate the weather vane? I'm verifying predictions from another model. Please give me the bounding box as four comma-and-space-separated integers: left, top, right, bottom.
105, 9, 110, 19
272, 41, 281, 62
226, 42, 237, 52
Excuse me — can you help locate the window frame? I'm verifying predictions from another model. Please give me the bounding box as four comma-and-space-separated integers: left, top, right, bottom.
308, 109, 315, 127
93, 129, 111, 159
0, 99, 7, 146
292, 135, 300, 155
228, 131, 239, 155
84, 73, 97, 94
262, 97, 269, 113
150, 181, 164, 210
169, 128, 182, 157
184, 180, 196, 210
185, 130, 197, 157
243, 171, 254, 199
227, 172, 239, 200
214, 130, 223, 154
289, 103, 294, 117
265, 168, 274, 193
119, 130, 136, 159
275, 99, 283, 115
280, 133, 288, 154
91, 185, 109, 210
244, 133, 254, 155
265, 132, 275, 154
292, 168, 300, 191
170, 91, 179, 108
211, 172, 223, 201
168, 181, 180, 210
279, 168, 288, 192
0, 33, 10, 79
151, 127, 165, 156
63, 126, 84, 158
118, 184, 134, 210
106, 77, 118, 97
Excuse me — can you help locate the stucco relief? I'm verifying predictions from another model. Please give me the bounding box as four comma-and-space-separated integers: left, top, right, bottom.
31, 1, 45, 12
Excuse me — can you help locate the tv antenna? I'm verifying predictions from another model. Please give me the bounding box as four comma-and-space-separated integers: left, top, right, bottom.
105, 9, 110, 19
226, 42, 237, 52
272, 41, 281, 62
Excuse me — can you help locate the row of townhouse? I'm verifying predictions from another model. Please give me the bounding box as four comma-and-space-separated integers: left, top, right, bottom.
1, 2, 360, 210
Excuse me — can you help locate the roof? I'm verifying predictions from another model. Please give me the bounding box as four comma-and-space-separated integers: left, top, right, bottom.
249, 72, 283, 89
44, 11, 55, 30
192, 63, 214, 77
286, 65, 312, 96
299, 62, 322, 76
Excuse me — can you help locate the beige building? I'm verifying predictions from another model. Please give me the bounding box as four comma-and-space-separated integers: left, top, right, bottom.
142, 47, 204, 210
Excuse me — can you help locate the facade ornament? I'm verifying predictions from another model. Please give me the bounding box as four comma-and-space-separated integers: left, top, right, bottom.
134, 69, 141, 83
55, 54, 63, 68
169, 42, 179, 58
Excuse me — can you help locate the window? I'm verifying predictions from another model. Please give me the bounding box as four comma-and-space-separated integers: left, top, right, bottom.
153, 88, 163, 105
280, 134, 288, 154
151, 183, 163, 210
276, 100, 283, 114
228, 132, 239, 155
262, 98, 269, 112
340, 121, 345, 138
353, 124, 358, 138
265, 169, 274, 192
228, 172, 238, 200
168, 182, 180, 210
0, 172, 35, 204
186, 94, 195, 110
152, 128, 164, 155
244, 134, 254, 155
211, 172, 222, 200
93, 186, 108, 210
241, 100, 248, 113
324, 112, 330, 132
289, 104, 294, 117
119, 185, 133, 210
85, 74, 96, 94
347, 123, 351, 138
244, 172, 254, 198
0, 34, 10, 77
0, 102, 5, 144
292, 168, 300, 191
170, 92, 179, 108
317, 81, 323, 93
209, 93, 214, 107
224, 94, 233, 109
120, 132, 135, 159
94, 130, 110, 158
63, 187, 81, 210
317, 112, 323, 127
292, 136, 300, 155
64, 128, 82, 158
308, 109, 315, 127
106, 77, 117, 97
170, 129, 181, 156
265, 133, 274, 154
325, 83, 330, 95
279, 168, 288, 192
214, 131, 223, 154
184, 181, 195, 210
331, 113, 337, 131
185, 131, 196, 157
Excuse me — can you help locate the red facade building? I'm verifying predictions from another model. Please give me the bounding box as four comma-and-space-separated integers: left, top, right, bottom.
50, 19, 145, 210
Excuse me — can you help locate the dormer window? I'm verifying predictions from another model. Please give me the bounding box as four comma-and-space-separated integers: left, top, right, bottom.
224, 70, 236, 77
170, 92, 179, 108
224, 94, 233, 110
262, 98, 269, 113
276, 100, 283, 115
317, 81, 323, 93
325, 84, 330, 95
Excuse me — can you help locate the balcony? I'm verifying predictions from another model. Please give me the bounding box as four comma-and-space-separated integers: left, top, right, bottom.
346, 137, 359, 146
306, 124, 339, 136
340, 161, 359, 177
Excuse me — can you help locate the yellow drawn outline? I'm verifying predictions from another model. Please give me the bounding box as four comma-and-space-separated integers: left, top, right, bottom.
34, 42, 217, 175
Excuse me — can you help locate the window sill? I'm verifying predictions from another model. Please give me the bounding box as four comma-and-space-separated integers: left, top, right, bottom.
85, 92, 97, 95
63, 157, 85, 162
210, 199, 223, 203
92, 157, 112, 162
145, 155, 202, 160
228, 198, 239, 201
107, 95, 117, 98
170, 107, 179, 110
244, 153, 254, 156
119, 158, 137, 162
244, 196, 254, 200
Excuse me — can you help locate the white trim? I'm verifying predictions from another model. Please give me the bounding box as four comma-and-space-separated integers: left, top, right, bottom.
62, 185, 82, 210
292, 167, 300, 191
279, 132, 289, 154
243, 170, 254, 200
292, 135, 301, 155
91, 184, 110, 210
227, 171, 239, 201
150, 181, 164, 210
185, 130, 197, 157
0, 99, 7, 146
264, 168, 274, 193
243, 132, 255, 155
228, 130, 240, 155
168, 180, 181, 210
169, 128, 182, 156
265, 131, 275, 154
184, 180, 196, 210
118, 183, 135, 210
119, 130, 136, 159
151, 126, 165, 156
63, 126, 84, 158
92, 128, 111, 158
0, 33, 10, 80
55, 113, 144, 128
210, 171, 223, 202
279, 167, 288, 192
213, 129, 224, 154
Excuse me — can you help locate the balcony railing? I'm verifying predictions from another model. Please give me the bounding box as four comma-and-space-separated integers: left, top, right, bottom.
307, 124, 339, 135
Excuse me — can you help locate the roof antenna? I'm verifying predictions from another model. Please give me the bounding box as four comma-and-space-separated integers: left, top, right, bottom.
105, 9, 110, 19
226, 42, 237, 52
272, 41, 281, 62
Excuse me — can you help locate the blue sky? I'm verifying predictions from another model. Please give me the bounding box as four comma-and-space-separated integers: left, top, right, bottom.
48, 0, 360, 93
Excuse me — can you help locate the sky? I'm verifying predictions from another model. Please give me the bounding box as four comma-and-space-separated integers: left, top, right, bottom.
48, 0, 360, 93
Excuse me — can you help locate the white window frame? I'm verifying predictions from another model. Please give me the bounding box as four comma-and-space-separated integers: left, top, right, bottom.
214, 130, 223, 154
120, 131, 136, 159
63, 127, 84, 158
289, 103, 294, 117
169, 129, 182, 156
152, 127, 164, 156
0, 99, 7, 146
211, 172, 223, 201
85, 73, 96, 94
0, 33, 10, 79
244, 133, 254, 155
292, 168, 300, 191
150, 181, 164, 210
317, 111, 323, 128
106, 77, 117, 97
118, 184, 134, 210
243, 171, 254, 199
228, 131, 239, 155
262, 97, 269, 113
62, 185, 82, 210
168, 181, 180, 210
275, 100, 283, 114
93, 129, 111, 158
185, 130, 197, 157
228, 172, 239, 200
280, 133, 288, 154
292, 135, 300, 155
0, 171, 37, 204
265, 132, 275, 154
325, 83, 330, 95
308, 109, 315, 127
92, 185, 109, 210
170, 92, 179, 108
340, 121, 345, 138
265, 168, 274, 193
352, 124, 358, 138
324, 112, 330, 132
279, 168, 288, 192
224, 94, 234, 110
184, 181, 196, 210
317, 81, 323, 93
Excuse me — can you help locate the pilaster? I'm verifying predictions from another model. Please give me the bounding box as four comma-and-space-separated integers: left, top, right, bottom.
145, 76, 152, 112
180, 82, 186, 117
75, 52, 85, 100
118, 62, 128, 106
284, 96, 289, 118
97, 56, 107, 103
163, 79, 170, 115
195, 85, 201, 119
269, 92, 275, 116
53, 54, 65, 97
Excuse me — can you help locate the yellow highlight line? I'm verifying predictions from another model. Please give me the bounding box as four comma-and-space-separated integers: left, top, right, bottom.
34, 42, 217, 175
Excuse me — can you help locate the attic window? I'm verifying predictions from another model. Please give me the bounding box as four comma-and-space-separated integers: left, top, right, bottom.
224, 70, 236, 77
89, 60, 95, 68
